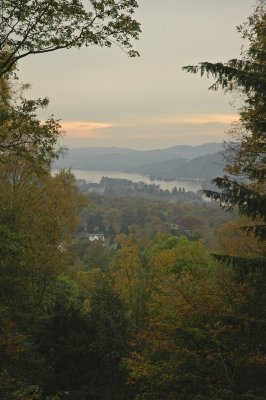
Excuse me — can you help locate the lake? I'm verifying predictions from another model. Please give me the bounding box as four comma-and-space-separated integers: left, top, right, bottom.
54, 169, 203, 193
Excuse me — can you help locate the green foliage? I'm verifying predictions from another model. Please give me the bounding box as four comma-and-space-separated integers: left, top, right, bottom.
0, 159, 87, 398
0, 0, 141, 76
148, 234, 180, 252
37, 271, 131, 400
76, 240, 114, 271
0, 91, 61, 165
206, 177, 266, 239
124, 257, 266, 399
88, 271, 129, 361
75, 193, 231, 249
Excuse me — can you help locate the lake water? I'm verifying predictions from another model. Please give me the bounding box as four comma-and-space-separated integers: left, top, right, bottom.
56, 169, 203, 193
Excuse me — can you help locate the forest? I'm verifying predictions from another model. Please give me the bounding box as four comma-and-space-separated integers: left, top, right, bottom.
0, 1, 265, 400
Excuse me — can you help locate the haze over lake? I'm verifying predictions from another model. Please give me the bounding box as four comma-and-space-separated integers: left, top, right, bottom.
61, 169, 203, 193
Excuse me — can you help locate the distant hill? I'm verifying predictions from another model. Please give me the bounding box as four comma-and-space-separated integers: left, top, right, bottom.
124, 152, 225, 180
166, 142, 223, 158
175, 152, 225, 179
53, 142, 225, 180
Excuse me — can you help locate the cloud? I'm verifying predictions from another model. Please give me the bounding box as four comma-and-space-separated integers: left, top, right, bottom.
157, 113, 239, 125
60, 120, 116, 138
59, 113, 238, 149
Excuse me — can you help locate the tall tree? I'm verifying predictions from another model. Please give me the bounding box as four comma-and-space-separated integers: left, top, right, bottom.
111, 234, 146, 329
180, 8, 266, 398
183, 0, 266, 240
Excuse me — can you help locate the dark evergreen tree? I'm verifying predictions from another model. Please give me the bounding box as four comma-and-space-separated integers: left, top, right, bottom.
183, 0, 266, 240
182, 7, 266, 398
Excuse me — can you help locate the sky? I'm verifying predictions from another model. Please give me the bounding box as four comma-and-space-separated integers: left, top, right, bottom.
19, 0, 254, 150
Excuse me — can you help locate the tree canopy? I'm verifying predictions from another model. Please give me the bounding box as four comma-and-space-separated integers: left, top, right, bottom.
0, 0, 141, 76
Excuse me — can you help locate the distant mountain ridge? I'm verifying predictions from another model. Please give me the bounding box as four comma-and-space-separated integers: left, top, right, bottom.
54, 142, 225, 180
124, 153, 225, 180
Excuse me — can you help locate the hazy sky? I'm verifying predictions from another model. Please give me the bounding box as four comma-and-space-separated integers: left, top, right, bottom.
19, 0, 254, 150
